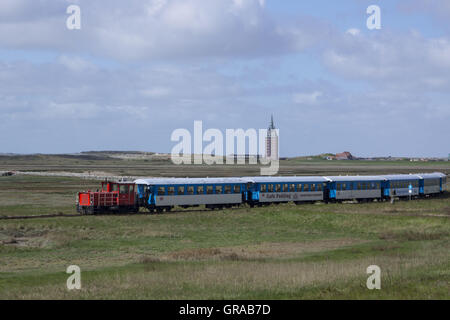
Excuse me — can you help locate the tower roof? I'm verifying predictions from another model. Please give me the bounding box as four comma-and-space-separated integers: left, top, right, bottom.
269, 114, 275, 130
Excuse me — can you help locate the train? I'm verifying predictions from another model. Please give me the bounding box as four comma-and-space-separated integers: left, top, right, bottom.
76, 172, 447, 214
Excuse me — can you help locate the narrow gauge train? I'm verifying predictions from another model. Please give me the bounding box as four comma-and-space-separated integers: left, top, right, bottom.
76, 172, 447, 214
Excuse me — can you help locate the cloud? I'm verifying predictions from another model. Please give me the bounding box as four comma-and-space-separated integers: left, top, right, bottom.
292, 91, 323, 105
323, 31, 450, 92
0, 0, 320, 61
346, 28, 360, 36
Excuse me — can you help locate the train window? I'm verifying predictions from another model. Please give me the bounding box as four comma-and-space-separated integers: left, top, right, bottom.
362, 182, 366, 190
268, 184, 273, 192
337, 183, 341, 190
261, 184, 267, 192
197, 186, 204, 194
275, 184, 281, 192
311, 184, 316, 191
357, 183, 361, 190
343, 183, 347, 190
157, 186, 165, 195
187, 186, 194, 195
234, 185, 241, 193
297, 184, 302, 191
216, 185, 223, 194
112, 184, 119, 192
168, 186, 175, 195
225, 185, 232, 194
304, 184, 310, 192
376, 182, 380, 189
206, 185, 213, 194
177, 186, 185, 195
283, 184, 288, 192
290, 184, 295, 192
120, 185, 129, 193
317, 184, 322, 191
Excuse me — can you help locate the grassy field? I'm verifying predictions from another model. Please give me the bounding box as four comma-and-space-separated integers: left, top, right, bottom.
1, 154, 449, 177
0, 173, 449, 299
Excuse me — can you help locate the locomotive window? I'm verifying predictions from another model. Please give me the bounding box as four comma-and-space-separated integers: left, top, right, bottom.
206, 185, 213, 194
260, 184, 267, 192
197, 186, 204, 194
129, 185, 134, 193
112, 184, 119, 192
275, 184, 281, 192
268, 184, 273, 192
234, 185, 241, 193
216, 185, 223, 194
290, 184, 295, 192
157, 186, 165, 195
225, 185, 232, 194
187, 186, 194, 195
177, 186, 185, 195
168, 187, 174, 195
120, 185, 129, 193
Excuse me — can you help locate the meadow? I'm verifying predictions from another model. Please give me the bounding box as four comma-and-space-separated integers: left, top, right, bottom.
0, 171, 449, 299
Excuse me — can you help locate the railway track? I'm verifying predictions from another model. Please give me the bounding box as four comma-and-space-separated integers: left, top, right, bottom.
0, 213, 81, 220
0, 207, 243, 220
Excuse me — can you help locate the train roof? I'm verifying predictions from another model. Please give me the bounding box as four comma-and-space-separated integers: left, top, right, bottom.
134, 177, 251, 185
380, 174, 422, 180
416, 172, 447, 179
244, 176, 328, 183
324, 175, 385, 182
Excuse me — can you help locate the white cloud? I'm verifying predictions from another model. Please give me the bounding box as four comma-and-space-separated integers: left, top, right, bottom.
346, 28, 360, 36
293, 91, 322, 105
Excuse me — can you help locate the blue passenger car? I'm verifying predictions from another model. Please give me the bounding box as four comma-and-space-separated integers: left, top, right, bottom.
417, 172, 447, 196
245, 176, 329, 205
134, 177, 250, 212
381, 174, 421, 198
326, 176, 385, 201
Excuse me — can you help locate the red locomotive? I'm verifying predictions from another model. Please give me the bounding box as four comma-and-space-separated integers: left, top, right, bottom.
76, 181, 138, 214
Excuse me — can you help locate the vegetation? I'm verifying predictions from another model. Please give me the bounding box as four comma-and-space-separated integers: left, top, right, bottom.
0, 174, 449, 299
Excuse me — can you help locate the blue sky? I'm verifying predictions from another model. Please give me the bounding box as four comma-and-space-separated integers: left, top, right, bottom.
0, 0, 449, 157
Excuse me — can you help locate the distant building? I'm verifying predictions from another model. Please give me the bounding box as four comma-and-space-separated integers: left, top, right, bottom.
335, 151, 354, 160
265, 115, 279, 161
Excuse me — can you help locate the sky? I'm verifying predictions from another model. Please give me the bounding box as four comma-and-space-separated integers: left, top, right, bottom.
0, 0, 449, 157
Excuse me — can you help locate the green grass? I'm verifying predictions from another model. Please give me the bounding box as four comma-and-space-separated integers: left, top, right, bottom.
0, 175, 449, 299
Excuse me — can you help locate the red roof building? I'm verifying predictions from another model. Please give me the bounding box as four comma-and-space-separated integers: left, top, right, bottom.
335, 151, 354, 160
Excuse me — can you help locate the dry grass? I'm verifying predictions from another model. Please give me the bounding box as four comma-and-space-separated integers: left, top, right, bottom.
3, 246, 449, 299
160, 239, 365, 262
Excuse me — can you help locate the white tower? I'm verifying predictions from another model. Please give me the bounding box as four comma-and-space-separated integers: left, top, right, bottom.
265, 115, 279, 160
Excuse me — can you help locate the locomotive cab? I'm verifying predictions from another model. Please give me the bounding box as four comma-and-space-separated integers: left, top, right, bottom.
76, 181, 138, 214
